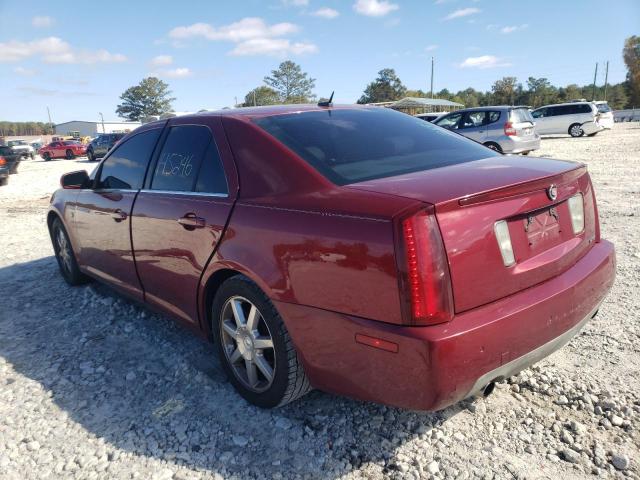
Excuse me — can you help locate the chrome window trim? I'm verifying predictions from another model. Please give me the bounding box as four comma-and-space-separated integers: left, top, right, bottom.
139, 189, 229, 198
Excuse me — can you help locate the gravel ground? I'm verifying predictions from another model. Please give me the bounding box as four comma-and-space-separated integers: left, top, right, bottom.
0, 124, 638, 480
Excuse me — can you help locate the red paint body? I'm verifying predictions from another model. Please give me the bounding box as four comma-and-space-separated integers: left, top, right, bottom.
39, 141, 87, 159
49, 105, 615, 410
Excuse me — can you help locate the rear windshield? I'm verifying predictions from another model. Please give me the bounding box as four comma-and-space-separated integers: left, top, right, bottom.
254, 108, 497, 185
596, 103, 611, 113
510, 108, 534, 123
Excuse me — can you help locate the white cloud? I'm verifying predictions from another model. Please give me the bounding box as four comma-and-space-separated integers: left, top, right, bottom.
311, 7, 340, 19
501, 24, 528, 34
13, 66, 37, 76
459, 55, 511, 69
32, 16, 54, 28
153, 67, 192, 78
230, 38, 318, 57
444, 7, 480, 20
353, 0, 399, 17
169, 17, 317, 57
425, 44, 438, 51
0, 37, 126, 64
169, 18, 298, 42
150, 55, 173, 66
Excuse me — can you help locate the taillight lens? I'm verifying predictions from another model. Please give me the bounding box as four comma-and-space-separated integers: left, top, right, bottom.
398, 208, 453, 326
504, 121, 516, 136
0, 156, 5, 166
568, 193, 585, 234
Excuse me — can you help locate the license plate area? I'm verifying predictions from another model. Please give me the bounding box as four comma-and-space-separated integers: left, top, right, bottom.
523, 206, 561, 247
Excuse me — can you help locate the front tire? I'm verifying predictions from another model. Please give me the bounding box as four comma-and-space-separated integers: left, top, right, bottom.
0, 177, 8, 186
66, 149, 75, 160
211, 275, 311, 408
50, 218, 89, 286
569, 123, 584, 137
87, 149, 94, 162
43, 152, 51, 161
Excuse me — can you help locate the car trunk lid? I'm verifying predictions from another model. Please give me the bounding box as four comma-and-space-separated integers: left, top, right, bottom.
348, 156, 598, 313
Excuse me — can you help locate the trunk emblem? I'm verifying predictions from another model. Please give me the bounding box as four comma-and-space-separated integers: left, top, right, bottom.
547, 184, 558, 201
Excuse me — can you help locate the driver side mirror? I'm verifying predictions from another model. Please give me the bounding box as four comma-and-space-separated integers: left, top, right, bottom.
61, 170, 90, 189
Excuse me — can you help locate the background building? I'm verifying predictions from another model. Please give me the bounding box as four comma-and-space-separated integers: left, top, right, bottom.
54, 120, 141, 137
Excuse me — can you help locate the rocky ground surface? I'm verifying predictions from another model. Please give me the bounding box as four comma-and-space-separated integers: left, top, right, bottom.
0, 124, 638, 480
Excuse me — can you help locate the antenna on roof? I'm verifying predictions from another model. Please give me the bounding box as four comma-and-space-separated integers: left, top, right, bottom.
318, 91, 334, 107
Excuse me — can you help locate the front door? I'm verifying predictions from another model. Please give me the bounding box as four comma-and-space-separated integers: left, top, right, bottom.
131, 118, 237, 325
74, 127, 163, 300
532, 107, 550, 134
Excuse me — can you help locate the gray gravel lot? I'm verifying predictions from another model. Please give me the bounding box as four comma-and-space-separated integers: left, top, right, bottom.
0, 124, 638, 480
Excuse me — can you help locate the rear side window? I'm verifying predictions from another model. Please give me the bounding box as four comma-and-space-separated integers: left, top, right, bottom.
151, 125, 211, 192
98, 129, 161, 190
576, 103, 593, 114
254, 108, 498, 185
487, 111, 502, 124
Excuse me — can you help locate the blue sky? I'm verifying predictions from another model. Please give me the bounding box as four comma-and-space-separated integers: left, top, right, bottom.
0, 0, 638, 123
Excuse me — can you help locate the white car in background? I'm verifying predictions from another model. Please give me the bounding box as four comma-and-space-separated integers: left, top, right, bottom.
593, 101, 614, 129
531, 101, 604, 137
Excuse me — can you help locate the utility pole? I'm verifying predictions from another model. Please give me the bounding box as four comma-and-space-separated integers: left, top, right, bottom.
234, 96, 238, 107
46, 106, 53, 134
99, 112, 105, 133
603, 61, 609, 101
430, 56, 434, 98
591, 62, 598, 101
253, 90, 257, 106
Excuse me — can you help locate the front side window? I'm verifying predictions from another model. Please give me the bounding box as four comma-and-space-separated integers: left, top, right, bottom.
531, 108, 546, 118
435, 112, 463, 129
98, 129, 160, 190
254, 108, 499, 185
151, 125, 211, 192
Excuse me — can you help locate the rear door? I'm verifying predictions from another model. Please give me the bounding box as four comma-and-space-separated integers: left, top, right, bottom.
131, 117, 237, 325
73, 127, 163, 299
458, 111, 488, 143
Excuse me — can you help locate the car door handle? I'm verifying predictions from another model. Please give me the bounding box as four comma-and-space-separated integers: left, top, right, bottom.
111, 209, 127, 222
177, 213, 205, 229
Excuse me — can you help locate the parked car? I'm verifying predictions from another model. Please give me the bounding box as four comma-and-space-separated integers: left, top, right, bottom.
593, 101, 614, 129
39, 141, 87, 161
0, 145, 22, 174
414, 112, 444, 122
86, 133, 126, 161
0, 155, 9, 186
531, 102, 604, 137
48, 105, 615, 411
7, 139, 35, 159
433, 106, 540, 154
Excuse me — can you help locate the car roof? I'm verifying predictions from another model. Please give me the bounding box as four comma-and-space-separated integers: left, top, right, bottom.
533, 101, 594, 109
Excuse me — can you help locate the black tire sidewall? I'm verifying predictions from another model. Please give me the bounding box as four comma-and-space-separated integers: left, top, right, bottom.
66, 150, 74, 159
569, 123, 583, 137
211, 276, 291, 408
51, 218, 85, 285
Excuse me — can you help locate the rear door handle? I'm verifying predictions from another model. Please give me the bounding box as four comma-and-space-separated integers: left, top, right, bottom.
111, 209, 127, 222
178, 213, 205, 230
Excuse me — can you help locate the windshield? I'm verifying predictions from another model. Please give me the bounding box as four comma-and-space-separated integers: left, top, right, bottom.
510, 108, 534, 123
8, 140, 27, 146
254, 108, 498, 185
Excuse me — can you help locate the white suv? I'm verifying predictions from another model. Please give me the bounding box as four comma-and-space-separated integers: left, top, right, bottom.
531, 102, 604, 137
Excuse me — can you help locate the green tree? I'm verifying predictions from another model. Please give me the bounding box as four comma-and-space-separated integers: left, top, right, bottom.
357, 68, 407, 104
264, 61, 316, 103
116, 77, 175, 121
242, 86, 280, 106
491, 77, 520, 105
623, 35, 640, 107
526, 77, 553, 107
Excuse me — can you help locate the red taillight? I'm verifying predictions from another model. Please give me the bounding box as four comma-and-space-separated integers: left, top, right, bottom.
504, 121, 516, 136
398, 208, 453, 326
0, 156, 5, 166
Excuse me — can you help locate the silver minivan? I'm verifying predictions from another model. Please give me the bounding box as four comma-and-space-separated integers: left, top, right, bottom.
433, 106, 540, 154
531, 102, 604, 137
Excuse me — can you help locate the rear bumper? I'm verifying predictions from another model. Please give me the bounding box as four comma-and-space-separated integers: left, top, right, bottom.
278, 240, 615, 411
500, 136, 540, 154
581, 121, 605, 135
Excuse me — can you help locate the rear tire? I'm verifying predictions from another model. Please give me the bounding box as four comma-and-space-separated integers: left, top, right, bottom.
66, 149, 75, 160
0, 177, 8, 186
483, 142, 502, 153
211, 275, 311, 408
87, 149, 94, 162
9, 163, 19, 174
50, 217, 89, 286
569, 123, 584, 137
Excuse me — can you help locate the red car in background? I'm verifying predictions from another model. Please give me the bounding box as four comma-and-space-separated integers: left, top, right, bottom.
39, 140, 87, 161
47, 105, 615, 411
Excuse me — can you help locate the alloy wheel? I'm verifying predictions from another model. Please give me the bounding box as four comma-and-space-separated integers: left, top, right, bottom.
220, 296, 276, 392
570, 125, 583, 137
56, 229, 72, 274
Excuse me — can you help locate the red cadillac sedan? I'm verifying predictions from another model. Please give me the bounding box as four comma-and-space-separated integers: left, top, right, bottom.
48, 105, 615, 410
